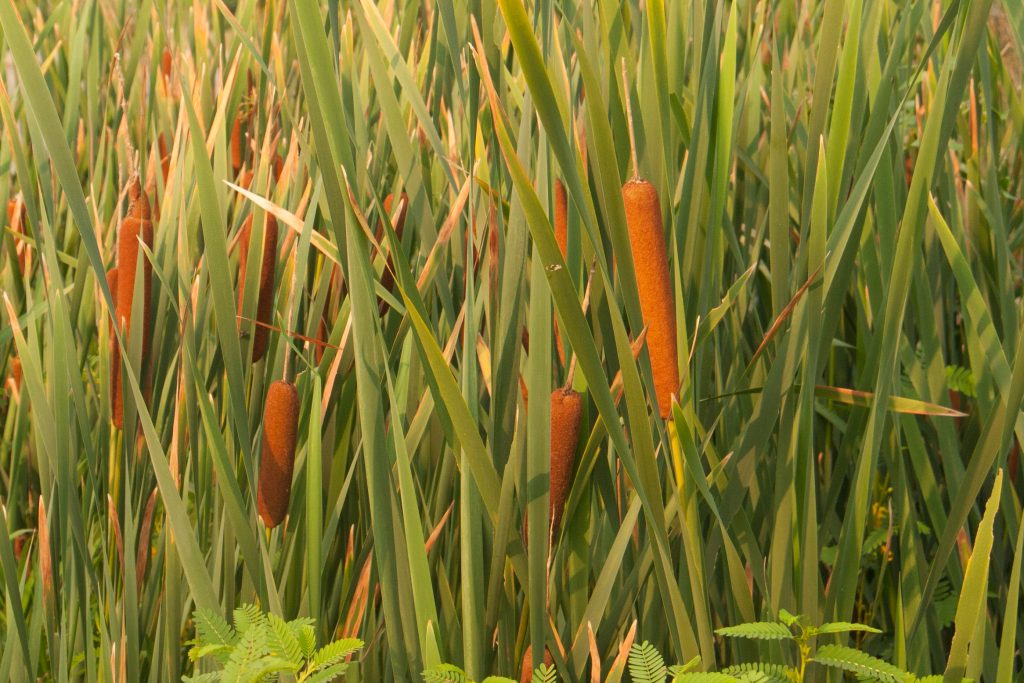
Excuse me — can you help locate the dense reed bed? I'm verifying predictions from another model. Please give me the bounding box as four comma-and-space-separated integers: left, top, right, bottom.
0, 0, 1023, 680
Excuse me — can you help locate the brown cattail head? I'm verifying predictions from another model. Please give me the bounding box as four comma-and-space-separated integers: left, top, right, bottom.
107, 267, 123, 428
238, 170, 254, 190
157, 134, 171, 183
554, 180, 568, 258
623, 179, 678, 418
231, 116, 244, 173
272, 153, 285, 183
520, 645, 554, 683
114, 179, 153, 427
9, 356, 22, 393
231, 100, 253, 174
257, 380, 300, 528
377, 192, 409, 314
237, 213, 278, 362
549, 388, 582, 532
161, 47, 172, 85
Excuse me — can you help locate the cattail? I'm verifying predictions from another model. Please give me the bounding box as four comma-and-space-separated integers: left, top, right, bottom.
376, 192, 408, 314
623, 179, 678, 418
272, 153, 284, 183
107, 267, 122, 427
160, 46, 172, 86
237, 213, 278, 362
549, 388, 581, 532
554, 180, 568, 257
257, 380, 299, 528
9, 356, 22, 393
231, 104, 252, 174
520, 645, 553, 683
157, 134, 170, 183
114, 178, 153, 427
553, 180, 567, 361
238, 170, 254, 190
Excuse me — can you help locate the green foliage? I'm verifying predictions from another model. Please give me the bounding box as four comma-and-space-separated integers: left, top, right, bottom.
628, 640, 670, 683
530, 664, 559, 683
184, 604, 362, 682
810, 645, 909, 682
421, 663, 519, 683
719, 662, 797, 682
714, 623, 793, 641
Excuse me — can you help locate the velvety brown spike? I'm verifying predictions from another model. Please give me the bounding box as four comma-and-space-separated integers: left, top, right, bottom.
161, 47, 172, 85
158, 134, 170, 183
272, 153, 284, 182
237, 213, 278, 362
9, 356, 21, 392
114, 178, 153, 427
520, 645, 553, 683
549, 388, 582, 532
107, 267, 122, 428
231, 115, 245, 173
623, 179, 679, 418
257, 380, 299, 528
238, 170, 254, 190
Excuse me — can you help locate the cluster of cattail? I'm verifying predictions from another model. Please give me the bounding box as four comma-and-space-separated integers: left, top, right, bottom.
257, 380, 299, 528
623, 178, 678, 418
110, 177, 154, 429
237, 212, 278, 362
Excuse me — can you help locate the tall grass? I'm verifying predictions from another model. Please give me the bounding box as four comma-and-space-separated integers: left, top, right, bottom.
0, 0, 1023, 680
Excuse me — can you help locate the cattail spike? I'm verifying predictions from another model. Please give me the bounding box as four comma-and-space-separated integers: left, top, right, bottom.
623, 179, 678, 418
549, 388, 582, 533
257, 380, 300, 528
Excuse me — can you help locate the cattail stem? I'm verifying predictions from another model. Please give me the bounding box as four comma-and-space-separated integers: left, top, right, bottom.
257, 380, 299, 528
623, 179, 679, 418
